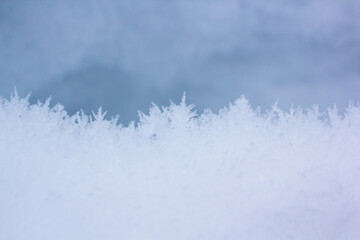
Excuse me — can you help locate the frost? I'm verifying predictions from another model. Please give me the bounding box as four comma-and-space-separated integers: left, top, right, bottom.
0, 93, 360, 240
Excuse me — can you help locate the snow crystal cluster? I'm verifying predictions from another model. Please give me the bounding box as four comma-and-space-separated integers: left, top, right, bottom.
1, 92, 360, 240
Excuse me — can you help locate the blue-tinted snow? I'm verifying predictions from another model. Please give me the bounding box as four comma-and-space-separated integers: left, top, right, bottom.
1, 93, 359, 239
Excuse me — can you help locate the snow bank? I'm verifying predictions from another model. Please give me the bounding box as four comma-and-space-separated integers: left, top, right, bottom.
1, 92, 360, 240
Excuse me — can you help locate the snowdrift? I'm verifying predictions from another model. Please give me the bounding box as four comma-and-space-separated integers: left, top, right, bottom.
1, 92, 360, 240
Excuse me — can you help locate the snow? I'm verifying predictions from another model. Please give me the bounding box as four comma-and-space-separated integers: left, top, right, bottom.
1, 92, 360, 240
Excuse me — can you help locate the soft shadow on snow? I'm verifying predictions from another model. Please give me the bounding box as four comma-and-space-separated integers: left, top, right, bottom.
0, 92, 360, 240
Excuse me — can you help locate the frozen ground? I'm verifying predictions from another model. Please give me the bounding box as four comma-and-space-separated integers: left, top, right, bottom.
1, 92, 360, 240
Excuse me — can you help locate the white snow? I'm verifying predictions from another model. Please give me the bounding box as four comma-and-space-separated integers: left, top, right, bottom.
1, 92, 360, 240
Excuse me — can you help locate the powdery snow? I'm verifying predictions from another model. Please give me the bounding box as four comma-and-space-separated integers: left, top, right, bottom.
1, 92, 360, 240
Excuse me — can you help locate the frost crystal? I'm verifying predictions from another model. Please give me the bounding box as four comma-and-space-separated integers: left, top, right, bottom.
1, 93, 359, 240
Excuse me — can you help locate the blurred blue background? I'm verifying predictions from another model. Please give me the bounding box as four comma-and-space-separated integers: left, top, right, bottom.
1, 0, 359, 123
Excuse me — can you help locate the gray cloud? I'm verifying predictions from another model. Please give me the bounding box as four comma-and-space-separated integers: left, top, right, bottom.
1, 0, 359, 123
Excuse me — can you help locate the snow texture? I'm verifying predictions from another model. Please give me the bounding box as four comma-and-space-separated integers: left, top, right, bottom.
1, 92, 360, 240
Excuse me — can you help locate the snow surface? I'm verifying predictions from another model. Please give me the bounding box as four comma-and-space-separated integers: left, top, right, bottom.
1, 92, 360, 240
